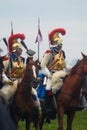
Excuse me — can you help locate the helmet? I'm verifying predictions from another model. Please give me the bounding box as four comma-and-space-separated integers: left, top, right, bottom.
8, 33, 25, 53
49, 28, 66, 46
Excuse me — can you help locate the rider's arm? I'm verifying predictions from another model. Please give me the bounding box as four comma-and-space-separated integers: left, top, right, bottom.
41, 52, 51, 77
2, 73, 13, 85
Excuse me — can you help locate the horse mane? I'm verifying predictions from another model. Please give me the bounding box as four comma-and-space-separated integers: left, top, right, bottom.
70, 59, 81, 76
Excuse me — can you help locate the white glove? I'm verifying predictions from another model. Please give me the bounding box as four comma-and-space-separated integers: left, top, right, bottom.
2, 73, 9, 83
42, 67, 51, 77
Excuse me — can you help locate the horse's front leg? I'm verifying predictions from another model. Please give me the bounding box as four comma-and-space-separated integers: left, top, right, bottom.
26, 116, 31, 130
57, 107, 64, 130
39, 113, 46, 130
67, 111, 76, 130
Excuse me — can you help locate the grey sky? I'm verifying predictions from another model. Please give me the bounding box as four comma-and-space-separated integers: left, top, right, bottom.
0, 0, 87, 63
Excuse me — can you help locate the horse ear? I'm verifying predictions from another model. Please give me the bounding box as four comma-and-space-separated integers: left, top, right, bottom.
81, 52, 86, 59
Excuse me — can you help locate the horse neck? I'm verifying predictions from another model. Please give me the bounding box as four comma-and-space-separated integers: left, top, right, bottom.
16, 73, 32, 102
17, 63, 33, 90
64, 63, 85, 96
71, 61, 85, 80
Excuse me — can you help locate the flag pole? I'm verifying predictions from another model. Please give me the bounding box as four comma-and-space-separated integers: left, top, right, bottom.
35, 18, 42, 61
11, 21, 13, 35
47, 31, 50, 49
38, 18, 40, 61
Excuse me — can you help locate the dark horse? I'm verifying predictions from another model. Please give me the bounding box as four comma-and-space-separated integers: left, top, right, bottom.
10, 57, 40, 130
39, 52, 87, 130
0, 96, 18, 130
0, 56, 18, 130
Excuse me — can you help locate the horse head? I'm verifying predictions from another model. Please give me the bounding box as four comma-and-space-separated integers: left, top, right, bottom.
80, 52, 87, 75
71, 52, 87, 77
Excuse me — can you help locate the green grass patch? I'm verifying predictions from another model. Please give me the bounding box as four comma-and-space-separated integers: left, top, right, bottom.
18, 109, 87, 130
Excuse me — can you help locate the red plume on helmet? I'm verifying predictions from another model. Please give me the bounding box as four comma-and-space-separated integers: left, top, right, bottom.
49, 28, 66, 45
8, 33, 25, 52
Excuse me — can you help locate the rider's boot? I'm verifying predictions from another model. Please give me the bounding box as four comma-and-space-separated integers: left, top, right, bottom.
44, 90, 56, 123
45, 90, 53, 114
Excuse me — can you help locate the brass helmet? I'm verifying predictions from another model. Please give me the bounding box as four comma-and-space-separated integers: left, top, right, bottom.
49, 28, 66, 46
8, 33, 25, 53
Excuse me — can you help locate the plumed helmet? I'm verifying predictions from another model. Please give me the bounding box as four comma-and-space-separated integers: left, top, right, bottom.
49, 28, 66, 46
8, 33, 25, 53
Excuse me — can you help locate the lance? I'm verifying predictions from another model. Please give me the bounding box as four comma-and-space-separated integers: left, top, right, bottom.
3, 37, 12, 79
3, 38, 8, 46
11, 21, 13, 35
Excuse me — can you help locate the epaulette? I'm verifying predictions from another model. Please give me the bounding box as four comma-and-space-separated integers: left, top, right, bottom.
3, 57, 9, 61
45, 50, 52, 54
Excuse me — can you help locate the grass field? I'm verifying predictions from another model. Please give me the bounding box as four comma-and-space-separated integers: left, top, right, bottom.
18, 109, 87, 130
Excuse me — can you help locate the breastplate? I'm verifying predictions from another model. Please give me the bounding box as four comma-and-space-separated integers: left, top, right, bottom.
48, 50, 65, 71
9, 61, 24, 78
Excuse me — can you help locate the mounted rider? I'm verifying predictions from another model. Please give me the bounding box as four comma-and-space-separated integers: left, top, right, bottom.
41, 28, 71, 117
7, 33, 25, 79
1, 33, 25, 87
2, 33, 40, 110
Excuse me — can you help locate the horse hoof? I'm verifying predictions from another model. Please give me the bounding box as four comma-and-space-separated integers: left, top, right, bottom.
46, 117, 51, 124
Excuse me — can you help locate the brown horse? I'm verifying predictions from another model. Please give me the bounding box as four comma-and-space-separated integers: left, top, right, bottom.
39, 52, 87, 130
10, 57, 40, 130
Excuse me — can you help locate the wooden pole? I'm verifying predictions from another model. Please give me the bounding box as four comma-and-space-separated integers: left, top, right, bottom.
37, 18, 40, 61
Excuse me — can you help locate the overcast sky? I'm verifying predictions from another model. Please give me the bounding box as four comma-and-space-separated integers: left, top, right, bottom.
0, 0, 87, 64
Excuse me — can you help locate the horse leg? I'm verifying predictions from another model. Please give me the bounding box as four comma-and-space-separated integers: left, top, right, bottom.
33, 110, 39, 130
26, 116, 31, 130
39, 114, 46, 130
66, 111, 76, 130
33, 118, 39, 130
57, 107, 64, 130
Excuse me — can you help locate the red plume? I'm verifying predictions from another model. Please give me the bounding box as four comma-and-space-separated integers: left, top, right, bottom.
49, 28, 66, 44
8, 33, 25, 52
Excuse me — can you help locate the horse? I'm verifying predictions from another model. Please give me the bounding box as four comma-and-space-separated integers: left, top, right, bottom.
10, 56, 40, 130
39, 52, 87, 130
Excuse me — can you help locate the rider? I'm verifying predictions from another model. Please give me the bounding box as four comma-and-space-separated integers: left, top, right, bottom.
7, 33, 25, 79
2, 33, 25, 86
40, 28, 71, 116
3, 34, 40, 110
